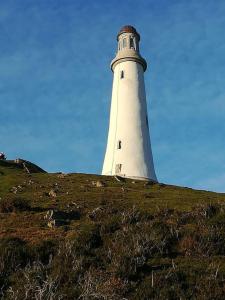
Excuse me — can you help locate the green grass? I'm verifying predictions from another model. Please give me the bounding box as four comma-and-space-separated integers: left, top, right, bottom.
1, 161, 225, 299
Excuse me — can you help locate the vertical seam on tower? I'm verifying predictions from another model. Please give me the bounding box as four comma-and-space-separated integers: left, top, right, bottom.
111, 64, 120, 174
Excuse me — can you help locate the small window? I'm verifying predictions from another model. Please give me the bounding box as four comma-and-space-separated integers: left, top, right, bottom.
146, 116, 149, 128
115, 164, 122, 174
130, 38, 134, 49
117, 140, 122, 149
136, 41, 139, 52
122, 38, 127, 48
120, 70, 124, 79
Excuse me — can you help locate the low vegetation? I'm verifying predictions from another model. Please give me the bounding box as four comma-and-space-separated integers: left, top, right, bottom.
1, 161, 225, 299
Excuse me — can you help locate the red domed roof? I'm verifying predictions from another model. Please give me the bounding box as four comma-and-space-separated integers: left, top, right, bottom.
117, 25, 140, 41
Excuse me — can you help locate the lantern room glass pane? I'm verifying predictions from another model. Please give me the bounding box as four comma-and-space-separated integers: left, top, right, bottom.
130, 38, 134, 48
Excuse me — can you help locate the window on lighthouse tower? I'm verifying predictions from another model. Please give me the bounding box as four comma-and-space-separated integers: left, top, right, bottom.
146, 116, 149, 128
115, 164, 122, 174
122, 38, 127, 48
120, 71, 124, 79
130, 38, 134, 49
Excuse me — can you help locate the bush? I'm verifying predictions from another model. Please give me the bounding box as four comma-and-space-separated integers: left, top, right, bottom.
106, 221, 177, 279
31, 239, 57, 265
75, 224, 102, 254
0, 237, 30, 296
79, 268, 128, 300
178, 226, 225, 257
0, 197, 31, 213
100, 215, 121, 234
6, 261, 61, 300
0, 237, 29, 273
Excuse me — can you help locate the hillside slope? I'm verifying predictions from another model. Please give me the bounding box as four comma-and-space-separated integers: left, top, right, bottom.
1, 161, 225, 299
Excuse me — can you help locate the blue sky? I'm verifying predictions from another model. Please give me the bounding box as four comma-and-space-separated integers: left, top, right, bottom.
0, 0, 225, 192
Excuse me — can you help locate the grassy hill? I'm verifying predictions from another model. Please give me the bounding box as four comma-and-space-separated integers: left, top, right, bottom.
1, 160, 225, 299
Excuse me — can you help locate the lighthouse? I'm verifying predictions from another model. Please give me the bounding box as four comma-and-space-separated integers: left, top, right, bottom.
102, 25, 157, 181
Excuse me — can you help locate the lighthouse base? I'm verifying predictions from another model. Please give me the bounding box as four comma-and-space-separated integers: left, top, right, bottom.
102, 173, 158, 183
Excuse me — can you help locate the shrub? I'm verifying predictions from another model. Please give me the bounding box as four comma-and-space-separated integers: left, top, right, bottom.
100, 215, 121, 234
31, 239, 57, 265
178, 226, 225, 257
106, 221, 177, 279
121, 205, 141, 225
75, 224, 102, 254
0, 197, 31, 213
0, 237, 30, 297
79, 268, 128, 300
0, 237, 29, 273
49, 240, 88, 298
6, 261, 61, 300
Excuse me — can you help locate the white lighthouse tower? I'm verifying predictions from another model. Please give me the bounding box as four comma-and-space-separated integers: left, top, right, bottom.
102, 25, 157, 181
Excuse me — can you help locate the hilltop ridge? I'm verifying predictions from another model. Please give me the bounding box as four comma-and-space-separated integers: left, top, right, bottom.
1, 160, 225, 299
0, 158, 46, 174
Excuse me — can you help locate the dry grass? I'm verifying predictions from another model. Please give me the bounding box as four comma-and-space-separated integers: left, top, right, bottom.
1, 161, 225, 299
